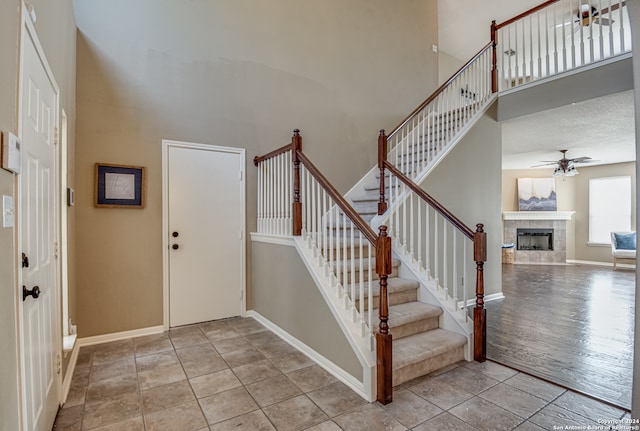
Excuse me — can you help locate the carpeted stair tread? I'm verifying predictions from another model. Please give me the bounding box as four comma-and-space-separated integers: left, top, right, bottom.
393, 328, 467, 370
331, 257, 400, 272
387, 301, 442, 328
348, 277, 419, 298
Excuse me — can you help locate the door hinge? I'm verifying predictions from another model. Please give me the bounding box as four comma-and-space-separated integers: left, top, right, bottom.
239, 170, 243, 181
54, 241, 59, 258
54, 127, 59, 145
239, 230, 243, 240
56, 353, 61, 375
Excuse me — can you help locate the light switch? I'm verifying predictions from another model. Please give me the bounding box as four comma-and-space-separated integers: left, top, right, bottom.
3, 195, 14, 228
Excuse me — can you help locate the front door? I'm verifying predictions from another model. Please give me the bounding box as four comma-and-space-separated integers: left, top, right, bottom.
164, 142, 245, 327
19, 16, 60, 431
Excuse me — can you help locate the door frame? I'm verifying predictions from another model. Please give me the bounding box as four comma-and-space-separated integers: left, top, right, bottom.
161, 140, 246, 330
16, 4, 62, 428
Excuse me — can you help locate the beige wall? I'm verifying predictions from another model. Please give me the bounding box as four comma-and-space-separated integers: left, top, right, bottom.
73, 0, 439, 336
502, 168, 577, 260
252, 241, 362, 380
502, 162, 636, 263
0, 1, 76, 429
422, 103, 503, 297
438, 50, 465, 85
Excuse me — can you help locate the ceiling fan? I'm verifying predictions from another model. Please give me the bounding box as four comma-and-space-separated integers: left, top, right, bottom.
532, 149, 596, 176
556, 1, 625, 33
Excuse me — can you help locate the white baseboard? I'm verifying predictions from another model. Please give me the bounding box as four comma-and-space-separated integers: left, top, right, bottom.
250, 233, 295, 247
246, 310, 371, 401
567, 259, 636, 269
78, 325, 165, 347
461, 292, 505, 308
61, 340, 80, 404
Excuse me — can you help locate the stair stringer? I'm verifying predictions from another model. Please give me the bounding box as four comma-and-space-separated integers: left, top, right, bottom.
292, 235, 377, 402
391, 241, 474, 361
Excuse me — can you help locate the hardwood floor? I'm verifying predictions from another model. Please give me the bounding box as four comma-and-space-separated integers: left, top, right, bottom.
486, 263, 635, 410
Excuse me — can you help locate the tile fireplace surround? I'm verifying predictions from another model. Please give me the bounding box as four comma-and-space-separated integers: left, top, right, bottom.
503, 211, 575, 263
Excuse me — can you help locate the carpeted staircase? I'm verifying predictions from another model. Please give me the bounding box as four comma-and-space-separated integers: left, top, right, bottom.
339, 173, 468, 386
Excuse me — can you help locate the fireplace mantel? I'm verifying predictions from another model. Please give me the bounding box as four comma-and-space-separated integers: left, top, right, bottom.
502, 211, 575, 221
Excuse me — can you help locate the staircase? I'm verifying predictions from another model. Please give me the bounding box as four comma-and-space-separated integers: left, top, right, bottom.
347, 164, 467, 386
253, 0, 632, 403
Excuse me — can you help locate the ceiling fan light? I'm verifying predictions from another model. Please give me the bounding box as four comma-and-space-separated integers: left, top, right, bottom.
552, 167, 563, 177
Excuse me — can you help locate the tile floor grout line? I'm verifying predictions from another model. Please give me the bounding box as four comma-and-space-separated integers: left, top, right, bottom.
55, 317, 631, 431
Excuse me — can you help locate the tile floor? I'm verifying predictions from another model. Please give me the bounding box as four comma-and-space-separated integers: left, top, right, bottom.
53, 317, 631, 431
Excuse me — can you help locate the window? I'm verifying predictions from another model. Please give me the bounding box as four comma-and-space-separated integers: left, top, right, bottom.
589, 176, 632, 244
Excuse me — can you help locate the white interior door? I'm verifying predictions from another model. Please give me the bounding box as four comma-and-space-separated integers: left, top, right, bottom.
19, 15, 60, 431
165, 143, 245, 327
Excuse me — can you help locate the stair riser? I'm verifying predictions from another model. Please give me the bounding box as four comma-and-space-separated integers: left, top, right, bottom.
388, 316, 440, 340
335, 266, 398, 284
354, 288, 418, 311
322, 246, 373, 260
393, 345, 465, 386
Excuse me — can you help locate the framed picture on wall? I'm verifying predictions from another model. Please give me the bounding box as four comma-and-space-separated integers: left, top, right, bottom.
517, 177, 557, 211
94, 163, 146, 208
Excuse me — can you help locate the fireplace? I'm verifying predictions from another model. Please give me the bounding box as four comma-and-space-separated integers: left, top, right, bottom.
503, 211, 574, 264
517, 228, 554, 251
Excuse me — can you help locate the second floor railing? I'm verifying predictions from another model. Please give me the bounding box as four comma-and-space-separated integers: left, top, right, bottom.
386, 43, 496, 181
494, 0, 630, 91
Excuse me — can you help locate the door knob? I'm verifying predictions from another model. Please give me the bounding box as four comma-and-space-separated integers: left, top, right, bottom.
172, 244, 179, 250
23, 285, 40, 301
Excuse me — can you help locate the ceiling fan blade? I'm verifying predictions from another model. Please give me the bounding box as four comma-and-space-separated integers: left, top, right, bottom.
531, 162, 559, 168
599, 1, 626, 16
594, 17, 613, 26
569, 157, 593, 163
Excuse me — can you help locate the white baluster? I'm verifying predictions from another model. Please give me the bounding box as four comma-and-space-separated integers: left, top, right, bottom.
425, 202, 431, 277
417, 196, 423, 271
463, 239, 468, 322
453, 229, 458, 308
351, 221, 356, 319
434, 213, 439, 288
443, 220, 448, 300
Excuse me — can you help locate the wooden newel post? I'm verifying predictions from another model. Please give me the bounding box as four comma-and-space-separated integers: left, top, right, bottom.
473, 223, 487, 362
292, 129, 303, 236
490, 20, 498, 94
376, 225, 393, 404
378, 130, 388, 215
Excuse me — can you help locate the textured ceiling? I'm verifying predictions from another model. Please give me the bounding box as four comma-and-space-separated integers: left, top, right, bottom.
438, 0, 636, 170
501, 90, 636, 169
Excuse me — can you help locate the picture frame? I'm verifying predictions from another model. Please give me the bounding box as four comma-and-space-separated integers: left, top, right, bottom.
94, 163, 146, 208
517, 177, 557, 211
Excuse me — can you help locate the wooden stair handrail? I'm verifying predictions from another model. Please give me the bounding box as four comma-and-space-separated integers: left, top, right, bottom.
382, 160, 474, 240
378, 130, 486, 362
494, 0, 560, 30
296, 151, 378, 245
253, 142, 294, 166
255, 130, 394, 403
387, 42, 494, 140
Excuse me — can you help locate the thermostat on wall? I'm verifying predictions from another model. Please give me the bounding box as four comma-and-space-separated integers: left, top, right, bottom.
2, 131, 21, 174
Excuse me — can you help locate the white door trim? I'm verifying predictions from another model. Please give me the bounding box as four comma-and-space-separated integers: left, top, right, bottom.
17, 3, 62, 429
161, 140, 246, 330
